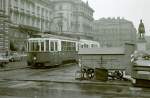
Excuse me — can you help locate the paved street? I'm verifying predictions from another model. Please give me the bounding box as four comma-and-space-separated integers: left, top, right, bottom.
0, 62, 77, 81
0, 61, 150, 98
1, 0, 150, 97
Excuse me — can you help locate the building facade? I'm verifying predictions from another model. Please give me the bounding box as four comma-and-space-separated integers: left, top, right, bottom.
0, 0, 94, 52
3, 0, 54, 51
0, 0, 10, 54
51, 0, 94, 36
93, 17, 137, 47
9, 0, 53, 32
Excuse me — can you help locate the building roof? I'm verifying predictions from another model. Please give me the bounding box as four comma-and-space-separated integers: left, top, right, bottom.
29, 34, 78, 42
78, 47, 125, 55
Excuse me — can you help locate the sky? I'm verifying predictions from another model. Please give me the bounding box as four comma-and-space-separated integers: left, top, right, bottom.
82, 0, 150, 35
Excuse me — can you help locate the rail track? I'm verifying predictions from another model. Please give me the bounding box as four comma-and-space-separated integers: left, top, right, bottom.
0, 67, 29, 72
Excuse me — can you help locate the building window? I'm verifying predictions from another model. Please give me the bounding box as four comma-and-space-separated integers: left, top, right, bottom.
14, 0, 18, 6
32, 18, 35, 26
41, 8, 44, 16
20, 15, 24, 24
37, 6, 40, 15
14, 14, 17, 23
59, 5, 63, 10
46, 40, 49, 51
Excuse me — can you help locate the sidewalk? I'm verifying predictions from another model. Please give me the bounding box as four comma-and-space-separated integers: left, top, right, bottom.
0, 61, 27, 71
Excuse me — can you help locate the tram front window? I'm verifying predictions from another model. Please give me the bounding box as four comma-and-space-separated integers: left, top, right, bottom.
50, 42, 54, 51
30, 42, 40, 52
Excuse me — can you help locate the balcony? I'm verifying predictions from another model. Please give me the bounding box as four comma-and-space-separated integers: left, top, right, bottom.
37, 13, 40, 17
13, 6, 19, 13
9, 7, 14, 12
25, 10, 30, 15
32, 12, 35, 15
31, 12, 36, 18
41, 15, 44, 19
19, 24, 40, 33
20, 8, 25, 14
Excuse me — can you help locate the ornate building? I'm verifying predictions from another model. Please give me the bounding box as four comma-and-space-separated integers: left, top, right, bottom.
0, 0, 10, 54
93, 17, 137, 47
0, 0, 94, 52
50, 0, 94, 36
1, 0, 54, 51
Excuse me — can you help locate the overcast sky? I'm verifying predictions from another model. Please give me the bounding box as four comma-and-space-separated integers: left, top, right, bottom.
82, 0, 150, 35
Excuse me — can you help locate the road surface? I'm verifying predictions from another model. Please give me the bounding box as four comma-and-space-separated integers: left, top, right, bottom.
0, 62, 149, 98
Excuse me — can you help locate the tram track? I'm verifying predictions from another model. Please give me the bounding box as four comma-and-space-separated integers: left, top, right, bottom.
0, 63, 77, 80
0, 67, 29, 72
27, 63, 77, 76
0, 79, 149, 98
0, 62, 76, 72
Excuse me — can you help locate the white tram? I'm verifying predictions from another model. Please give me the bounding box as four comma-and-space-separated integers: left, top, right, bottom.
27, 35, 78, 67
79, 39, 100, 48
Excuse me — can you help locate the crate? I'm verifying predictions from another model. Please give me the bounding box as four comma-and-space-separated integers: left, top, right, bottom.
94, 68, 108, 81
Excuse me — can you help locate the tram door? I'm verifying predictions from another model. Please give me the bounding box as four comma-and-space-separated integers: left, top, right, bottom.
49, 40, 60, 65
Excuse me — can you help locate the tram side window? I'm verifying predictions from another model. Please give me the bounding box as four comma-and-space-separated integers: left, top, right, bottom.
30, 42, 34, 51
61, 41, 76, 51
46, 40, 49, 52
35, 43, 39, 51
91, 44, 94, 48
69, 42, 75, 51
27, 42, 29, 51
67, 42, 71, 51
30, 42, 39, 51
50, 41, 54, 51
81, 45, 84, 48
41, 42, 44, 51
61, 41, 66, 51
83, 44, 88, 48
72, 42, 76, 51
55, 42, 58, 51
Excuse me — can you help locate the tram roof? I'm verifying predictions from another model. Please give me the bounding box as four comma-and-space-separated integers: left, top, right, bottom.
79, 39, 99, 44
78, 47, 125, 55
28, 34, 78, 41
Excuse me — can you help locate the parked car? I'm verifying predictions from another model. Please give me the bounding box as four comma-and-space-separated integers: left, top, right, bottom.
9, 52, 22, 62
0, 55, 9, 67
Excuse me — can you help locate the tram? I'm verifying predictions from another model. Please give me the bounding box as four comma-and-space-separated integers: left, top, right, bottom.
27, 34, 100, 67
27, 35, 78, 67
79, 39, 100, 48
